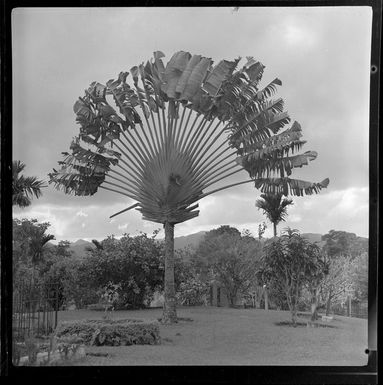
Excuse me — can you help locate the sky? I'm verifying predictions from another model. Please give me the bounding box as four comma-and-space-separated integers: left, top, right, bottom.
12, 6, 372, 242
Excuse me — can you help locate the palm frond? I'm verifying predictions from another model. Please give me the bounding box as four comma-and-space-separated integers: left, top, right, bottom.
13, 160, 46, 207
253, 177, 330, 196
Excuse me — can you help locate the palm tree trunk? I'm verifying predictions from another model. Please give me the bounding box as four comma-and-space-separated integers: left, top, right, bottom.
273, 223, 277, 237
264, 287, 269, 310
325, 290, 332, 316
162, 221, 177, 324
311, 290, 319, 321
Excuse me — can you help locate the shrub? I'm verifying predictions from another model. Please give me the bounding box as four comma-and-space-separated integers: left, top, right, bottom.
55, 319, 160, 346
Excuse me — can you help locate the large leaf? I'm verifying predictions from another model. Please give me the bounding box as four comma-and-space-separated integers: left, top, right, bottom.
176, 54, 201, 97
237, 150, 318, 178
203, 59, 238, 96
161, 51, 191, 99
243, 58, 265, 83
181, 57, 212, 101
253, 177, 329, 196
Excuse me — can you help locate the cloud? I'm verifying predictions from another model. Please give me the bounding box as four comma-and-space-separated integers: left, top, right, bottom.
76, 210, 88, 217
11, 7, 371, 241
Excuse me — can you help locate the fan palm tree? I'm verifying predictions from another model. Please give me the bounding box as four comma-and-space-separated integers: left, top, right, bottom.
256, 193, 294, 237
13, 160, 46, 208
49, 51, 329, 323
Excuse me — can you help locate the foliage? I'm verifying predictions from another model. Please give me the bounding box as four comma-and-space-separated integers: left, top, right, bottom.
257, 221, 267, 240
40, 249, 99, 309
82, 233, 163, 309
194, 226, 262, 307
255, 193, 293, 236
322, 230, 368, 259
13, 219, 98, 309
13, 160, 46, 208
55, 319, 160, 346
348, 252, 368, 302
176, 276, 210, 306
262, 228, 326, 324
13, 218, 54, 269
320, 230, 369, 315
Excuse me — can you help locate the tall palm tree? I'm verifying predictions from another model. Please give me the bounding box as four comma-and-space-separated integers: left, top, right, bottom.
29, 233, 56, 266
49, 50, 329, 323
12, 160, 46, 208
255, 193, 294, 237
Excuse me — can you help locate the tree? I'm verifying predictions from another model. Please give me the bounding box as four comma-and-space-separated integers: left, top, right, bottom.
262, 228, 325, 325
12, 160, 46, 208
13, 218, 56, 313
49, 51, 329, 323
174, 248, 210, 306
257, 222, 267, 241
13, 218, 55, 281
320, 230, 368, 315
322, 230, 368, 259
255, 193, 293, 237
83, 233, 163, 309
195, 226, 262, 307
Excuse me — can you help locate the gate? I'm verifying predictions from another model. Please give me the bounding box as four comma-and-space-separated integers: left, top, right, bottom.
13, 280, 59, 340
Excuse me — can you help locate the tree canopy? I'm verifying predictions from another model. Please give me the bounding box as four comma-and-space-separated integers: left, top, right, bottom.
262, 228, 325, 324
13, 160, 46, 208
49, 51, 329, 224
255, 193, 293, 236
195, 226, 262, 307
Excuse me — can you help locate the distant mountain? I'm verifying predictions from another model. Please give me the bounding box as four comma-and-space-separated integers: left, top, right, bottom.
69, 239, 94, 257
50, 231, 367, 259
301, 233, 325, 246
173, 231, 328, 251
174, 231, 207, 250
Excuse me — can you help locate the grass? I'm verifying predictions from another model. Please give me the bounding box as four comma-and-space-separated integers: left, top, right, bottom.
56, 306, 368, 366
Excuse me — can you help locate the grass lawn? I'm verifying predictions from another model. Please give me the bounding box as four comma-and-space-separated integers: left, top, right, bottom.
57, 306, 368, 366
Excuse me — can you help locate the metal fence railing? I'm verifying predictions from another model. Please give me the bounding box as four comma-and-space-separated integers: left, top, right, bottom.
13, 281, 59, 340
332, 301, 368, 319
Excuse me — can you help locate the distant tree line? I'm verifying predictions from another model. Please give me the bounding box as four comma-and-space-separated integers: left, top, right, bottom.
13, 218, 368, 324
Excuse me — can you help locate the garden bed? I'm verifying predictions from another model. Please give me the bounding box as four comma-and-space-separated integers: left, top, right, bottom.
55, 318, 161, 346
275, 320, 337, 328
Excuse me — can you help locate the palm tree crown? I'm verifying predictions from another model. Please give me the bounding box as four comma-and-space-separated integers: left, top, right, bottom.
49, 51, 328, 223
255, 193, 293, 237
13, 160, 46, 208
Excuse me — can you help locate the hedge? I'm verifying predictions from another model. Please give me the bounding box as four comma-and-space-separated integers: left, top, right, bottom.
55, 319, 161, 346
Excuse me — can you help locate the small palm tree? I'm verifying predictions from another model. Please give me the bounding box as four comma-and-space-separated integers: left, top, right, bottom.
29, 233, 56, 265
255, 193, 293, 237
12, 160, 46, 208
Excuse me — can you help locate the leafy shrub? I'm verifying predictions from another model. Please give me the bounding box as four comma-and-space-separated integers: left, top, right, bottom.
176, 276, 210, 306
55, 319, 160, 346
83, 234, 164, 309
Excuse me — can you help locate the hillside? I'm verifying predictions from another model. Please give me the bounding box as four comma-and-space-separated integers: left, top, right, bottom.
70, 239, 94, 257
301, 233, 325, 247
174, 231, 206, 250
54, 231, 367, 258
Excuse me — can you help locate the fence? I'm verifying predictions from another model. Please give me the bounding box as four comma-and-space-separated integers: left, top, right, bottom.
13, 280, 59, 340
332, 301, 368, 319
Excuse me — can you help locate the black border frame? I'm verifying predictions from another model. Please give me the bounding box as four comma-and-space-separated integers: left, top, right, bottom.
1, 0, 380, 382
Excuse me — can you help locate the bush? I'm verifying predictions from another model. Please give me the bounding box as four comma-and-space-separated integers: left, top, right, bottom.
55, 319, 161, 346
82, 234, 164, 309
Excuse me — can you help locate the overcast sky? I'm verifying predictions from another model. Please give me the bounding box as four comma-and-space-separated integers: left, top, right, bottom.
12, 6, 372, 242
